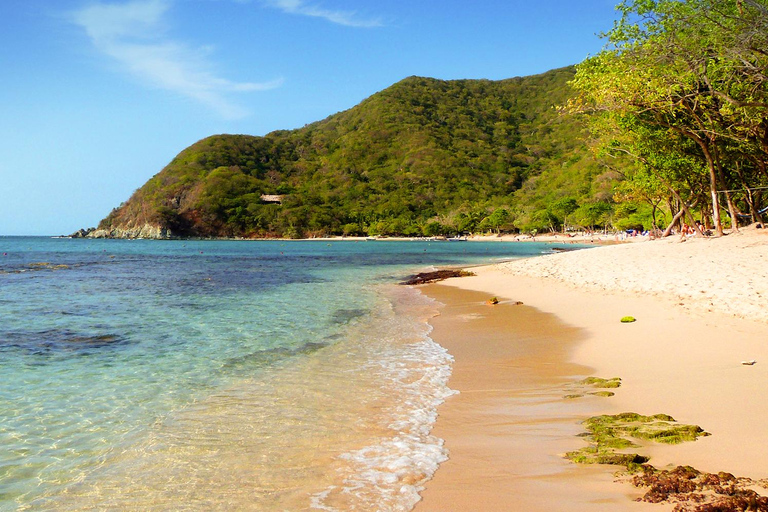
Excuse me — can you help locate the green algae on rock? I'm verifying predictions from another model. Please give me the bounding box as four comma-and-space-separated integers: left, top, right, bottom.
564, 376, 621, 399
585, 413, 707, 444
580, 376, 622, 389
566, 413, 709, 471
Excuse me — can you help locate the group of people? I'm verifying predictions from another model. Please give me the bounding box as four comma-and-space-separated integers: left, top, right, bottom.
681, 221, 706, 236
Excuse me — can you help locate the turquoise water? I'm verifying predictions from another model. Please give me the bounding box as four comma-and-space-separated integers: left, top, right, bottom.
0, 238, 570, 510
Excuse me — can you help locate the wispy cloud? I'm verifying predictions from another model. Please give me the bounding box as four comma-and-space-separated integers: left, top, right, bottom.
263, 0, 382, 28
72, 0, 282, 119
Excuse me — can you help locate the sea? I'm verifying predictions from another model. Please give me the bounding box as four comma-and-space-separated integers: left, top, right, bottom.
0, 237, 571, 511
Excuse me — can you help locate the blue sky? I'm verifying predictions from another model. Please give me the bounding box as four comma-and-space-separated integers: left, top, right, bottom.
0, 0, 619, 235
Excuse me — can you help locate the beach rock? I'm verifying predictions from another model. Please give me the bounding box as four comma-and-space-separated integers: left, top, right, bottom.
401, 270, 475, 285
631, 465, 768, 511
87, 224, 174, 239
70, 228, 95, 238
589, 391, 615, 397
580, 376, 622, 389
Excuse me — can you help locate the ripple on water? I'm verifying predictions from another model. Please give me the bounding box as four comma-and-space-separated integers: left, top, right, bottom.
0, 238, 557, 510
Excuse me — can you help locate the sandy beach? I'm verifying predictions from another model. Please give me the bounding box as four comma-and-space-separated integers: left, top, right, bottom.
417, 226, 768, 510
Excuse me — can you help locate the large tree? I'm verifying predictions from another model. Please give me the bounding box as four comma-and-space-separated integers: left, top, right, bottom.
570, 0, 768, 235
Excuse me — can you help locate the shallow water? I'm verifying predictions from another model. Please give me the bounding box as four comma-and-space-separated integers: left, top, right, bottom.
0, 237, 571, 510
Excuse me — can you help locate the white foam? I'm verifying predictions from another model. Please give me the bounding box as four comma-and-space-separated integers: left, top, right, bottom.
312, 287, 457, 511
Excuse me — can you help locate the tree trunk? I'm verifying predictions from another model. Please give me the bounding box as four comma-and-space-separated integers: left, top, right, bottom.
669, 188, 705, 236
662, 192, 699, 237
706, 162, 723, 235
715, 155, 740, 232
745, 187, 759, 224
663, 124, 723, 235
723, 190, 740, 232
662, 208, 687, 237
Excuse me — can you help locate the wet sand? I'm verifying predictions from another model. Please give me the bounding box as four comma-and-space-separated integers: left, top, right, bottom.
415, 285, 655, 511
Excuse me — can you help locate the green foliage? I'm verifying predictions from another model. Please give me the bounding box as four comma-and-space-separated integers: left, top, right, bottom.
99, 68, 619, 238
573, 201, 613, 229
92, 1, 768, 239
570, 0, 768, 236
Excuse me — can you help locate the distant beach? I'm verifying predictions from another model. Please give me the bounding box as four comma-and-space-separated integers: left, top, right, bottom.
417, 226, 768, 510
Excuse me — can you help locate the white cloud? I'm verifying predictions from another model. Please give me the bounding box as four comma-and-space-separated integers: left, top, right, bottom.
263, 0, 382, 28
72, 0, 282, 119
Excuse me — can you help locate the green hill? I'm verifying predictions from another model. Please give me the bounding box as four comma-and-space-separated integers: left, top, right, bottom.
90, 66, 624, 239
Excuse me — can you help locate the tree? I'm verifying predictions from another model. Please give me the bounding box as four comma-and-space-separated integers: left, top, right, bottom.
570, 0, 768, 236
550, 197, 579, 231
422, 220, 444, 237
573, 202, 613, 230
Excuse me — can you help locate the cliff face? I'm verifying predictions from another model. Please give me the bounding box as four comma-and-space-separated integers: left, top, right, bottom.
88, 224, 174, 239
87, 66, 611, 239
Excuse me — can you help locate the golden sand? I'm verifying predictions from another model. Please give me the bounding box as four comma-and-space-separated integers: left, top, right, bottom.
417, 227, 768, 510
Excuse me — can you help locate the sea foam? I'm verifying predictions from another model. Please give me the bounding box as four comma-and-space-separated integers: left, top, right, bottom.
312, 287, 457, 511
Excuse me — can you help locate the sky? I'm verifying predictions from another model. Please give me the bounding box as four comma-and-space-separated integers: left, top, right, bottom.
0, 0, 620, 235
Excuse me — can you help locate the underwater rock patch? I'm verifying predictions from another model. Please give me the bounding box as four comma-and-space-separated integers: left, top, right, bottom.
330, 308, 368, 324
1, 329, 131, 355
222, 341, 329, 371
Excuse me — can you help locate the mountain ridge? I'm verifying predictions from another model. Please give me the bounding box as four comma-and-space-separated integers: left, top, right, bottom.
85, 66, 622, 239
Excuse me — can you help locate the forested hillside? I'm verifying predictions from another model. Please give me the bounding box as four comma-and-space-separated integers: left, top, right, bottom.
87, 0, 768, 240
91, 66, 624, 238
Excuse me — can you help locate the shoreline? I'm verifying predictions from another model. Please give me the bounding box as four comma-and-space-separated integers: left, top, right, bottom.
416, 228, 768, 509
414, 285, 653, 511
64, 231, 623, 244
